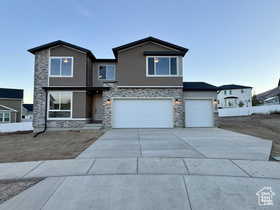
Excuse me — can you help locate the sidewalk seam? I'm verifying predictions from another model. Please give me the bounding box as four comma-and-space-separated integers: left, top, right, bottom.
39, 177, 67, 210
182, 176, 193, 210
86, 159, 97, 174
23, 161, 45, 178
230, 160, 252, 178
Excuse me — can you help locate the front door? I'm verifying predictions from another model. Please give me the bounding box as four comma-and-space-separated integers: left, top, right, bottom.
92, 94, 103, 121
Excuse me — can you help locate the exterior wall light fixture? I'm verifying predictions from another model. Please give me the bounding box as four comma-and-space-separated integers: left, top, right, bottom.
174, 98, 181, 105
106, 99, 112, 105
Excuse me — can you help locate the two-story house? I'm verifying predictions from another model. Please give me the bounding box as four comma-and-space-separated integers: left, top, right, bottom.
28, 37, 218, 132
0, 88, 23, 123
217, 84, 252, 108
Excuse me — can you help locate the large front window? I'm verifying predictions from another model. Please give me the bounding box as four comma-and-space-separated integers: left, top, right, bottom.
50, 57, 73, 77
48, 92, 72, 119
147, 56, 178, 76
0, 111, 10, 123
98, 65, 116, 80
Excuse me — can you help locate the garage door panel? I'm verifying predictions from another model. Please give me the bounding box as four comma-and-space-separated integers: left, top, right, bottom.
185, 99, 213, 127
112, 99, 173, 128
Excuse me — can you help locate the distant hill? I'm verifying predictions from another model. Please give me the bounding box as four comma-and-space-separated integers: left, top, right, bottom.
257, 87, 280, 101
256, 79, 280, 102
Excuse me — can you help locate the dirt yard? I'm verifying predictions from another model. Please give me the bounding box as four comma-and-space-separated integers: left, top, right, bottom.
0, 130, 104, 163
217, 114, 280, 156
0, 178, 42, 204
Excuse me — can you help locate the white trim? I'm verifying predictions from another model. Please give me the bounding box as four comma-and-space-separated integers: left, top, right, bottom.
48, 118, 90, 121
47, 91, 73, 120
184, 97, 215, 100
49, 57, 74, 77
118, 86, 183, 88
97, 64, 116, 81
146, 56, 180, 77
0, 105, 17, 112
111, 96, 175, 100
48, 48, 50, 86
21, 100, 23, 120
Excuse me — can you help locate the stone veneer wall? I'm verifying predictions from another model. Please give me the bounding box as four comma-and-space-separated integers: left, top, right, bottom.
46, 120, 89, 129
33, 49, 49, 133
102, 84, 184, 128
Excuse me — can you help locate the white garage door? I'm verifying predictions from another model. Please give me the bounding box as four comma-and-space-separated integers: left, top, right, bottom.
112, 99, 173, 128
185, 99, 214, 127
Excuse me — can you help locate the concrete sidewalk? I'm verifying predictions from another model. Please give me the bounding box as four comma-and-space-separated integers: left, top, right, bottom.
1, 158, 280, 180
1, 174, 280, 210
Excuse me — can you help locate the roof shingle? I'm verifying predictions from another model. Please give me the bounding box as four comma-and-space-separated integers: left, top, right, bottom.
183, 82, 218, 91
0, 88, 23, 99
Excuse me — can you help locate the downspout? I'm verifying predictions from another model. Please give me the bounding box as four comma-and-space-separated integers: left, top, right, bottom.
33, 88, 48, 137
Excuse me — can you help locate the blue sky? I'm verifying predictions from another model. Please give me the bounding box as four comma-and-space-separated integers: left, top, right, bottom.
0, 0, 279, 103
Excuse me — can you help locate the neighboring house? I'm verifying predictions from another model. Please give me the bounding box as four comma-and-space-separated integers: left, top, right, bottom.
257, 79, 280, 105
28, 37, 218, 132
0, 88, 23, 123
217, 85, 252, 108
22, 104, 33, 120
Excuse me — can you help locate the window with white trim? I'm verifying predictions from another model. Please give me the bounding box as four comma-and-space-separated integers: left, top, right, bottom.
147, 56, 178, 76
98, 64, 116, 80
0, 111, 10, 123
50, 57, 73, 77
48, 92, 72, 119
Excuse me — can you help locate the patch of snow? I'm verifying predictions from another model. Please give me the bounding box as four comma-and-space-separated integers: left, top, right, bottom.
0, 122, 33, 133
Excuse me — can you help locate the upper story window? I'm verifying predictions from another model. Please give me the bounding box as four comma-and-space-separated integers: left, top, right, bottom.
229, 90, 232, 95
50, 57, 73, 77
48, 92, 72, 119
147, 56, 178, 76
241, 89, 244, 93
224, 90, 227, 95
98, 64, 116, 80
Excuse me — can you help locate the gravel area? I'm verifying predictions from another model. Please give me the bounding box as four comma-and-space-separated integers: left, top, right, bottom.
217, 114, 280, 156
0, 130, 104, 163
0, 178, 42, 204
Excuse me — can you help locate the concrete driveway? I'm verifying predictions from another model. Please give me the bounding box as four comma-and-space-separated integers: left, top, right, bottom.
78, 128, 272, 160
1, 128, 279, 210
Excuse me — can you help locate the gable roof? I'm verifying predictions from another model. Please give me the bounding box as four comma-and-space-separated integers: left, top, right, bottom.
0, 88, 23, 99
28, 40, 96, 59
218, 84, 252, 90
23, 104, 33, 112
0, 105, 17, 112
183, 82, 218, 91
112, 36, 188, 58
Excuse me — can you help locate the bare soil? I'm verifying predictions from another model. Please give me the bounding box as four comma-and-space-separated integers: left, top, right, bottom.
0, 178, 42, 204
217, 114, 280, 156
0, 130, 104, 163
